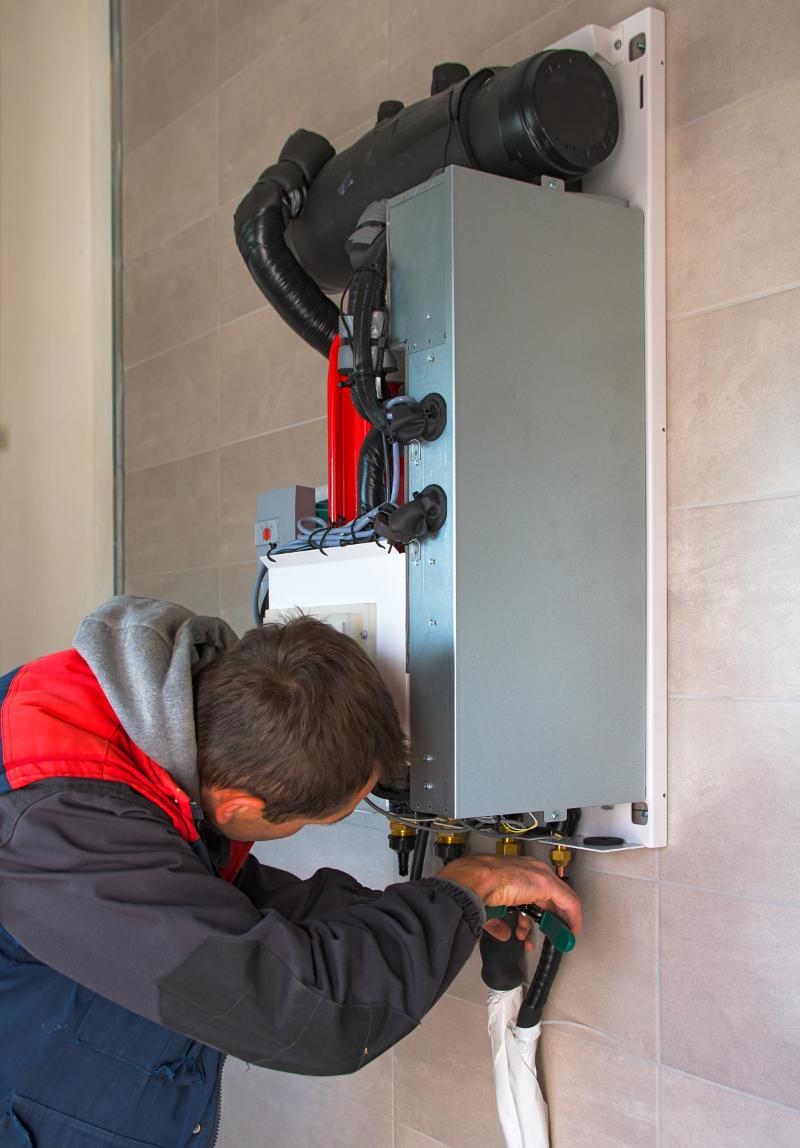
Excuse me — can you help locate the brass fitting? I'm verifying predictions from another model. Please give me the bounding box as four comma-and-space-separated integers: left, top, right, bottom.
389, 820, 416, 838
436, 831, 466, 848
434, 830, 467, 863
550, 844, 572, 879
496, 836, 522, 857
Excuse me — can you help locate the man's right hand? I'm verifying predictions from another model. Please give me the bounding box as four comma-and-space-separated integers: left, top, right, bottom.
437, 854, 583, 936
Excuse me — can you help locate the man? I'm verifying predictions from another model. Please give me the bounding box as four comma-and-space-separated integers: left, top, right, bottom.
0, 597, 581, 1147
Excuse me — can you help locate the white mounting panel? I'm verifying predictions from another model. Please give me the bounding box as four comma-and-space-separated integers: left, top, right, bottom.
547, 6, 666, 849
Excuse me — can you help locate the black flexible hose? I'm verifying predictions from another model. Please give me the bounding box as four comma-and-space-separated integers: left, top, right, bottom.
357, 428, 386, 514
516, 940, 562, 1029
234, 131, 339, 358
409, 824, 429, 881
348, 235, 388, 428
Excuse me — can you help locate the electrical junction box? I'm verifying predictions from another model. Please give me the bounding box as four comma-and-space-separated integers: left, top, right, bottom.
255, 485, 316, 557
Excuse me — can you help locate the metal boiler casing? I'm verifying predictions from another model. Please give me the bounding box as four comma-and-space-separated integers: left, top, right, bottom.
390, 165, 646, 819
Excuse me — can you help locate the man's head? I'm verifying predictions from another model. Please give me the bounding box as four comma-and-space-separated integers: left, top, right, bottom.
195, 614, 407, 840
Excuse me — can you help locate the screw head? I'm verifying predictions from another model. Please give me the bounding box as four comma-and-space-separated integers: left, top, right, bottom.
423, 753, 434, 763
428, 618, 438, 627
549, 810, 562, 820
614, 38, 622, 49
423, 782, 434, 790
359, 630, 368, 640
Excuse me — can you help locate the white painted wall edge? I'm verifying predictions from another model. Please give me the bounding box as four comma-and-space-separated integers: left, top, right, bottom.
0, 0, 114, 665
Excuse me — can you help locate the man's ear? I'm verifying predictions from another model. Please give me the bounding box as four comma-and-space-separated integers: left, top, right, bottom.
208, 788, 266, 826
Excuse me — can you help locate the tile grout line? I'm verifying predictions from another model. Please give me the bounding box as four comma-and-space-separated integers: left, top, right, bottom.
549, 1025, 800, 1115
669, 694, 800, 704
124, 324, 218, 373
119, 0, 182, 57
122, 89, 216, 170
667, 280, 800, 324
669, 489, 800, 512
124, 416, 328, 475
666, 73, 800, 138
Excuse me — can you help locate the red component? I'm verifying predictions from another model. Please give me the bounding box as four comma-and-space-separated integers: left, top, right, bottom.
261, 527, 271, 542
327, 335, 371, 523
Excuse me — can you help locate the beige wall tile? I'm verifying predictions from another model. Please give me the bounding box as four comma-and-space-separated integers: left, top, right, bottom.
220, 420, 327, 563
545, 869, 658, 1058
388, 0, 560, 105
217, 0, 323, 85
668, 498, 800, 698
539, 1030, 657, 1147
122, 0, 216, 154
663, 0, 800, 132
124, 449, 219, 577
220, 306, 327, 444
668, 289, 800, 508
664, 699, 800, 903
123, 215, 217, 366
660, 884, 800, 1106
123, 565, 219, 617
123, 95, 217, 261
668, 78, 800, 318
396, 1126, 451, 1148
660, 1069, 800, 1148
124, 332, 218, 472
220, 1056, 393, 1147
218, 198, 267, 325
446, 946, 489, 1008
120, 0, 177, 52
217, 0, 389, 205
472, 0, 634, 70
395, 995, 505, 1148
219, 560, 259, 638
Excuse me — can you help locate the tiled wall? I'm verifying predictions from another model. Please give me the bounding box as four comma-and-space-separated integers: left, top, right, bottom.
119, 2, 800, 1145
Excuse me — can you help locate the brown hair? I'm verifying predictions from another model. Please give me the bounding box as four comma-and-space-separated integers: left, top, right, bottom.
195, 613, 408, 822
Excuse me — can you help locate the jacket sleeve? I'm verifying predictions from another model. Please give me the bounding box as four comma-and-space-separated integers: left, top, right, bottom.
0, 786, 483, 1074
233, 852, 382, 917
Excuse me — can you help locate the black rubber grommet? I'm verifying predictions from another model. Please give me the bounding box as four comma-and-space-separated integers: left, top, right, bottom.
583, 836, 625, 847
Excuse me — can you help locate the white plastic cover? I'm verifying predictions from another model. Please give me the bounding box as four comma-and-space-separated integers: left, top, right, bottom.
487, 988, 550, 1148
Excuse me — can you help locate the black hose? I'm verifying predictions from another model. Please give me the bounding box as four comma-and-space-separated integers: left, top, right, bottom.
357, 428, 386, 514
409, 825, 429, 881
234, 130, 339, 358
348, 234, 388, 428
516, 939, 562, 1029
252, 564, 268, 627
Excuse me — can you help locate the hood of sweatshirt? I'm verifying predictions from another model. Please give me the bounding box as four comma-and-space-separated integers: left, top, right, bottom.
73, 596, 238, 800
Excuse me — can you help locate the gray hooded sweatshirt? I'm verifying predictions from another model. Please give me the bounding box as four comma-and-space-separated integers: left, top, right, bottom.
0, 596, 483, 1081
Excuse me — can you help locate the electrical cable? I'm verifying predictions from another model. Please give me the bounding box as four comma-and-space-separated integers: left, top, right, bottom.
252, 563, 269, 627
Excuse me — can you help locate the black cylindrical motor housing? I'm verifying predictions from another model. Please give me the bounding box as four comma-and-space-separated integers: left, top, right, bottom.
288, 49, 618, 290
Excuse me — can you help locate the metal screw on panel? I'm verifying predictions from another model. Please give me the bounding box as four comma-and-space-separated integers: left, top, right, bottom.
427, 354, 435, 362
426, 313, 431, 320
423, 753, 434, 763
429, 558, 437, 566
547, 179, 557, 189
549, 810, 561, 820
428, 618, 438, 626
614, 38, 622, 49
359, 630, 368, 640
423, 782, 435, 790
